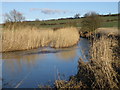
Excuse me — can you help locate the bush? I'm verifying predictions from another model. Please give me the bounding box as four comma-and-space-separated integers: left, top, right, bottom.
81, 12, 102, 32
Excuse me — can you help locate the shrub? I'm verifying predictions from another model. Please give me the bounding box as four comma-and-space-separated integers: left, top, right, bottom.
81, 12, 102, 32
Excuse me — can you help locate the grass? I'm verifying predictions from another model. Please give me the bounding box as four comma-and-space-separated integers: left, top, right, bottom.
27, 16, 118, 28
3, 14, 118, 30
1, 26, 80, 52
55, 35, 120, 89
44, 15, 117, 28
101, 21, 118, 27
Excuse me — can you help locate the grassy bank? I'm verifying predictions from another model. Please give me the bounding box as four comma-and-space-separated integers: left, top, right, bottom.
55, 35, 120, 89
1, 27, 79, 52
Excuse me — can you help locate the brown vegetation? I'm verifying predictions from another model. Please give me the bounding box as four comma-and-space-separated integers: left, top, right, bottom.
78, 36, 119, 88
55, 35, 120, 89
1, 26, 79, 52
51, 27, 79, 48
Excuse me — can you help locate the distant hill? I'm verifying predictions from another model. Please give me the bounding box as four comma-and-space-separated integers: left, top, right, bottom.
2, 13, 119, 29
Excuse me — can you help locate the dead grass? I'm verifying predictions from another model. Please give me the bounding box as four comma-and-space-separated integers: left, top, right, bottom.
77, 36, 119, 89
1, 26, 79, 52
51, 27, 79, 48
55, 35, 120, 89
2, 27, 53, 52
55, 79, 86, 88
96, 27, 119, 36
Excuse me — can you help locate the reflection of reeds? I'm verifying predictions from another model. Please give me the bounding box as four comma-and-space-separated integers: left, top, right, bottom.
3, 53, 44, 73
2, 27, 79, 52
56, 49, 77, 60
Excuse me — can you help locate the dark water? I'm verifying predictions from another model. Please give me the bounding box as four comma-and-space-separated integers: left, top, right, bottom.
2, 38, 89, 88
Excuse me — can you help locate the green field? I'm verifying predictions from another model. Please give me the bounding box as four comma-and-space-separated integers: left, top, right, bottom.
2, 14, 119, 29
23, 14, 118, 29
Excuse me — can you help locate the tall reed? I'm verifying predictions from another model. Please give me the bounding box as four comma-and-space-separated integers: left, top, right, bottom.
2, 26, 53, 52
50, 27, 80, 48
77, 36, 119, 88
1, 26, 79, 52
55, 36, 120, 89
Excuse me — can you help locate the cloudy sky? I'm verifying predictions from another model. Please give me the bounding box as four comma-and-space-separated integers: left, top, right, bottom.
1, 2, 118, 23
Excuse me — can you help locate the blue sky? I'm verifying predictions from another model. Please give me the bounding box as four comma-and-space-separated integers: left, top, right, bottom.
1, 2, 118, 23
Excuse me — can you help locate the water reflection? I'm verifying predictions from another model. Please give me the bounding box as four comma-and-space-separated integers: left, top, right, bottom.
3, 52, 45, 74
2, 38, 90, 88
2, 46, 78, 67
56, 47, 77, 60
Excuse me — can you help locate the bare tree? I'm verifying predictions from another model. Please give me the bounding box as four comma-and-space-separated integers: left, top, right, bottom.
4, 9, 25, 22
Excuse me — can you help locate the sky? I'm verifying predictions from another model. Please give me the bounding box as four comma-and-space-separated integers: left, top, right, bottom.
1, 2, 118, 23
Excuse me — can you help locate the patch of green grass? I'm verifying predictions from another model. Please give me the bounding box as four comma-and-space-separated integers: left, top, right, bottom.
101, 15, 118, 20
101, 21, 118, 27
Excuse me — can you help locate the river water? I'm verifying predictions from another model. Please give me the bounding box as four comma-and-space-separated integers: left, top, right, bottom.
2, 38, 89, 88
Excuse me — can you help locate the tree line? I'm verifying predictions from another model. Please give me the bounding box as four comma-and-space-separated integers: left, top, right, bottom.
4, 9, 104, 31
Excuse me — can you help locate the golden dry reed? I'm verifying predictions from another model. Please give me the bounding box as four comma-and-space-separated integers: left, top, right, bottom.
55, 36, 119, 89
50, 27, 79, 48
1, 27, 79, 52
89, 36, 118, 88
78, 36, 119, 89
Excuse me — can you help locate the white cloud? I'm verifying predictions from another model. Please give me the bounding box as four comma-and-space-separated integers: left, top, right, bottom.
30, 8, 69, 14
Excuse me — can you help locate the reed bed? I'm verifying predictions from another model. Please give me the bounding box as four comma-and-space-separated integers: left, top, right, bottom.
55, 35, 120, 89
1, 26, 79, 52
77, 36, 119, 88
51, 27, 79, 48
2, 27, 53, 52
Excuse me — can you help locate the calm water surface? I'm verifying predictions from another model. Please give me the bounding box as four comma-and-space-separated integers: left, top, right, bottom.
2, 38, 89, 88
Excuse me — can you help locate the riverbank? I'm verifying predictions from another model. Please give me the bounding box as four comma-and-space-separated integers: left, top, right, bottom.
55, 33, 120, 89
